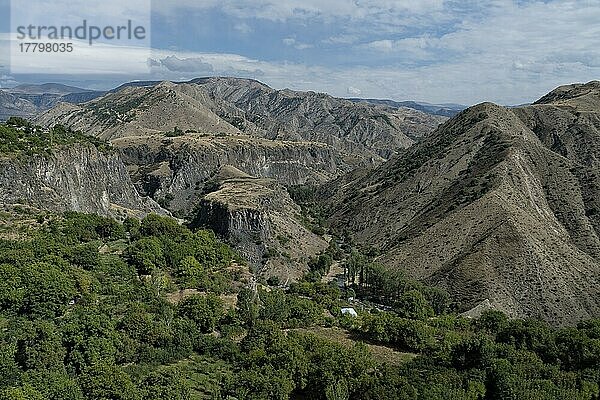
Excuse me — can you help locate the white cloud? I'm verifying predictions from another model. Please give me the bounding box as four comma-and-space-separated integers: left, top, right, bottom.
155, 55, 214, 73
322, 34, 359, 45
153, 0, 444, 22
282, 37, 313, 50
10, 0, 151, 24
4, 0, 600, 105
234, 22, 253, 34
0, 74, 18, 88
345, 0, 600, 103
295, 43, 313, 50
2, 33, 151, 75
365, 39, 394, 52
347, 86, 361, 95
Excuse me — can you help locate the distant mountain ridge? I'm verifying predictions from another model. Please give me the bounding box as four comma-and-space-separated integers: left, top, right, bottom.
36, 77, 445, 158
349, 98, 466, 117
0, 83, 105, 121
9, 83, 95, 95
1, 79, 465, 133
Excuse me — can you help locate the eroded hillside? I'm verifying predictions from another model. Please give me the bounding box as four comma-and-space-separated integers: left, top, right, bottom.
326, 81, 600, 326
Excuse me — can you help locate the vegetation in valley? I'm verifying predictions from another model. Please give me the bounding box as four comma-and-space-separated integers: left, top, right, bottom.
0, 211, 599, 399
288, 185, 328, 236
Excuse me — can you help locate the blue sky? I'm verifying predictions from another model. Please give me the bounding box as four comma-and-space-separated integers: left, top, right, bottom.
1, 0, 600, 105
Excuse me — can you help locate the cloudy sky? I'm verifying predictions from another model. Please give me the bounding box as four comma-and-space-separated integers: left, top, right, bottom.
1, 0, 599, 105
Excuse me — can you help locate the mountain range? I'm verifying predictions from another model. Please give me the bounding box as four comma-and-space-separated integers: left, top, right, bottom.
8, 77, 444, 277
0, 83, 105, 120
35, 77, 445, 213
2, 77, 600, 326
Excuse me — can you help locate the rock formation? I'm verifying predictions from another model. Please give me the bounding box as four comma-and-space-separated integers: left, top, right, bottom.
0, 144, 164, 218
190, 166, 327, 279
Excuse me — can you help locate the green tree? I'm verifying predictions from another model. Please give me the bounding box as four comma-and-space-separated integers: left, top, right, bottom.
22, 369, 84, 400
123, 217, 141, 237
79, 363, 141, 400
12, 319, 66, 371
124, 237, 165, 275
237, 287, 260, 326
259, 289, 290, 324
325, 379, 349, 400
175, 256, 205, 288
395, 290, 434, 320
0, 263, 25, 314
20, 262, 77, 319
60, 306, 119, 373
450, 335, 495, 370
0, 341, 21, 389
141, 368, 190, 400
478, 310, 509, 335
177, 294, 223, 333
3, 383, 44, 400
140, 214, 189, 239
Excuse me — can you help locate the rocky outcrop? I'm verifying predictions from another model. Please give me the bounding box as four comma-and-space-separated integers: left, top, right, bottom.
191, 166, 327, 280
113, 134, 353, 213
196, 201, 271, 267
0, 144, 165, 218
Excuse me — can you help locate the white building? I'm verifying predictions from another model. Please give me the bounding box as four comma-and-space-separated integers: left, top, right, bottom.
340, 307, 358, 317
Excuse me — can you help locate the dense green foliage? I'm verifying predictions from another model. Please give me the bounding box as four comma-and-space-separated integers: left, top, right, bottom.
0, 211, 599, 399
344, 250, 452, 315
288, 185, 328, 236
0, 119, 109, 157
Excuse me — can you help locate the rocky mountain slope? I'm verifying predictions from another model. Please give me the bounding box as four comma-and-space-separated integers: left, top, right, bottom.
190, 165, 327, 279
36, 77, 445, 159
0, 91, 39, 121
325, 81, 600, 326
35, 77, 445, 215
190, 77, 446, 159
0, 144, 164, 218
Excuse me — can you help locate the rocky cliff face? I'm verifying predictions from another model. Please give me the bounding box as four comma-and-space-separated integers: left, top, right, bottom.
0, 144, 165, 218
325, 82, 600, 326
191, 166, 327, 279
114, 134, 351, 213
